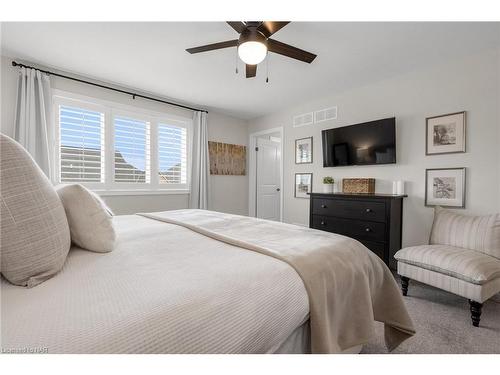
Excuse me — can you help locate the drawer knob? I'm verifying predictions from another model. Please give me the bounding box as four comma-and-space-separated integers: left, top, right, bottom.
321, 204, 327, 208
365, 208, 372, 213
321, 221, 326, 226
365, 228, 372, 232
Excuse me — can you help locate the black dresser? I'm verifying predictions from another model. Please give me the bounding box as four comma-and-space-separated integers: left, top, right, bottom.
309, 193, 406, 269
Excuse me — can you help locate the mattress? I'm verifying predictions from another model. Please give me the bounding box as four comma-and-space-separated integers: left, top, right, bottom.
1, 215, 309, 354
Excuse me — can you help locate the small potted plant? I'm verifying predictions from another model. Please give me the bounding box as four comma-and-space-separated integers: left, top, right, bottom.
322, 176, 335, 193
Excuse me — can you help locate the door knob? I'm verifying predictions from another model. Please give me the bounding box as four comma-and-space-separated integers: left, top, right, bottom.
276, 188, 281, 192
321, 204, 327, 208
321, 221, 326, 226
366, 208, 372, 212
365, 228, 372, 232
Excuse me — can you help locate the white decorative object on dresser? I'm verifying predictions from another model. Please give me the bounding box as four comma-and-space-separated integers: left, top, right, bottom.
392, 180, 405, 195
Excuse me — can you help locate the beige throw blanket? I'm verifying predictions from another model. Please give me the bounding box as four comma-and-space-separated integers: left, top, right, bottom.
139, 209, 415, 353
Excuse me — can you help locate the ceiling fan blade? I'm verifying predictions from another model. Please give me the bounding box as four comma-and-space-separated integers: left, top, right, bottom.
227, 21, 246, 34
186, 40, 238, 54
246, 64, 257, 78
267, 39, 317, 63
258, 21, 290, 38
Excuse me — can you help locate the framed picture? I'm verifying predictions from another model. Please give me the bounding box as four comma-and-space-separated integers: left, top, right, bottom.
294, 173, 312, 199
425, 168, 466, 208
426, 111, 466, 155
295, 137, 313, 164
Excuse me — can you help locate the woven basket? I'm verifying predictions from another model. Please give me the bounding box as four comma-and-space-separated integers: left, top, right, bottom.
342, 178, 375, 193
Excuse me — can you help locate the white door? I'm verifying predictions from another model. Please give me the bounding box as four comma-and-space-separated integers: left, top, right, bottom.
256, 137, 281, 221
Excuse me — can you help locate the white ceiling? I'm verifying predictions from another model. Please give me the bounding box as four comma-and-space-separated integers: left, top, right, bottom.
2, 22, 499, 119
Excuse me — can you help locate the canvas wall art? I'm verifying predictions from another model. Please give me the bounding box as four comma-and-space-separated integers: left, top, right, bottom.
208, 141, 246, 175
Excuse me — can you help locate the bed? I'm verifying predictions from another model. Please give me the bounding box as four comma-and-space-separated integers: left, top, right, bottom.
1, 209, 416, 354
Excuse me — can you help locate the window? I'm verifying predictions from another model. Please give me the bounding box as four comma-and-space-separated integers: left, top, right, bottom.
158, 123, 187, 185
59, 105, 105, 183
114, 116, 150, 184
54, 93, 191, 193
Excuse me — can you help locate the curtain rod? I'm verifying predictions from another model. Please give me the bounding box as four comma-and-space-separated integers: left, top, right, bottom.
11, 61, 208, 114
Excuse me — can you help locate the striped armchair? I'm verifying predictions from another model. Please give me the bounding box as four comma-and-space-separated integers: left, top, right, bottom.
394, 206, 500, 327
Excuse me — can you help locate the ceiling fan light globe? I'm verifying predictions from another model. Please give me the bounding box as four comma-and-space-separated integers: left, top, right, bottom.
238, 41, 267, 65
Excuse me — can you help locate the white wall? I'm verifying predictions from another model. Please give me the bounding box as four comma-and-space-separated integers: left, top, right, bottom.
207, 111, 248, 215
0, 57, 18, 137
0, 56, 249, 215
248, 48, 500, 247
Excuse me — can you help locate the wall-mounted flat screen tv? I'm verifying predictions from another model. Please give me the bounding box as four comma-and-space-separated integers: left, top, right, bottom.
322, 117, 396, 167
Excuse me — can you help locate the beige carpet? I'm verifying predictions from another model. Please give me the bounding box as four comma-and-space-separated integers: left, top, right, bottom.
362, 274, 500, 354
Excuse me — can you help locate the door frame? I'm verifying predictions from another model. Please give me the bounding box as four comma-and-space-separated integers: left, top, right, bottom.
248, 126, 284, 221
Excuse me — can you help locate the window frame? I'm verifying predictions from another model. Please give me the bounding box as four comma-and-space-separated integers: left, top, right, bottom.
53, 90, 193, 195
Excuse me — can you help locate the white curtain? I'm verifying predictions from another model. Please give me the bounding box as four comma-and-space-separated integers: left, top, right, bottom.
189, 111, 210, 209
14, 67, 53, 178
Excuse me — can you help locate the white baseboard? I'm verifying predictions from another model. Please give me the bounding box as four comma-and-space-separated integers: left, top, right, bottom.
290, 222, 308, 227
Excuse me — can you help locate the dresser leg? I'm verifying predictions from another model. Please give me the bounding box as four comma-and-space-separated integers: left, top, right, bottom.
401, 276, 409, 296
469, 300, 483, 327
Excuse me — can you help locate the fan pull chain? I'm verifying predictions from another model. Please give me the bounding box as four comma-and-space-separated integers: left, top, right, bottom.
235, 48, 239, 74
266, 52, 269, 83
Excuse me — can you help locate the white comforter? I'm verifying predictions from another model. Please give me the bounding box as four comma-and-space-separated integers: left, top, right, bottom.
1, 215, 309, 354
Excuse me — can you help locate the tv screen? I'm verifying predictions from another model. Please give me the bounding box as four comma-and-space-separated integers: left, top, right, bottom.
322, 117, 396, 167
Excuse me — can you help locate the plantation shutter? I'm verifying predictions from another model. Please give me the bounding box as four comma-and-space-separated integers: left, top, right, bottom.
113, 116, 150, 183
158, 123, 188, 185
59, 105, 105, 183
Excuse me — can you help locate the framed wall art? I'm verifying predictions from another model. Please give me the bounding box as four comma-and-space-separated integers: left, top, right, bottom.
294, 173, 313, 198
426, 111, 466, 155
425, 167, 466, 208
295, 137, 313, 164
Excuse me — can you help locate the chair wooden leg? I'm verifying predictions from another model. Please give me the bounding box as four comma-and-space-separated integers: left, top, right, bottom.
469, 300, 483, 327
401, 276, 409, 296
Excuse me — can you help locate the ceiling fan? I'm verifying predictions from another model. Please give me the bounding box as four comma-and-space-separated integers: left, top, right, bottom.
186, 21, 317, 78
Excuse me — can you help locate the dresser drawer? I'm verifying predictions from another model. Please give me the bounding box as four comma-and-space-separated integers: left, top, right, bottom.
359, 240, 386, 261
311, 215, 386, 242
311, 198, 386, 223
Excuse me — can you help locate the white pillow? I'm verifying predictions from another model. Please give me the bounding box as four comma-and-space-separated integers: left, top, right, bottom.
56, 184, 116, 253
1, 134, 71, 287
